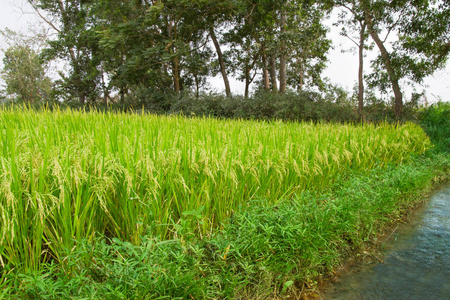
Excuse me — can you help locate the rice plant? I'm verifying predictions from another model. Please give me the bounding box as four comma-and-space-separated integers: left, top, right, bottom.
0, 106, 431, 275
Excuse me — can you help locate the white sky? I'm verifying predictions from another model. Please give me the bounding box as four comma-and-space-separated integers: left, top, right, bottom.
1, 0, 449, 103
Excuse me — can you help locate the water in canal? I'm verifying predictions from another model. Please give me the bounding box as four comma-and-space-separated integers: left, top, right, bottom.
322, 183, 450, 299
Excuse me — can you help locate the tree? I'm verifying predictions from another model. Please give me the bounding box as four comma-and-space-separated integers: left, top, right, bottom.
95, 0, 232, 97
210, 27, 231, 96
225, 33, 260, 98
285, 1, 331, 92
335, 1, 373, 115
95, 0, 169, 99
397, 0, 450, 80
225, 0, 283, 93
226, 0, 331, 95
0, 28, 52, 103
279, 3, 288, 93
184, 41, 213, 98
360, 0, 405, 117
353, 0, 450, 118
28, 0, 105, 104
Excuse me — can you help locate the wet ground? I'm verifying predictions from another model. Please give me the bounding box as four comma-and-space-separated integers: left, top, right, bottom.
322, 183, 450, 300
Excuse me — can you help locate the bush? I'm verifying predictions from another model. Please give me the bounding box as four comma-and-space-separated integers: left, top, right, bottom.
4, 87, 429, 125
418, 102, 450, 152
123, 86, 177, 113
170, 93, 242, 118
170, 91, 360, 123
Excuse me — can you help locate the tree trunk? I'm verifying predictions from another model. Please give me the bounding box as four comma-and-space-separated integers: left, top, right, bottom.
167, 19, 181, 94
57, 0, 86, 104
101, 65, 108, 105
75, 68, 85, 105
358, 22, 366, 116
245, 66, 250, 98
298, 56, 304, 92
279, 9, 287, 94
210, 28, 231, 96
195, 74, 200, 98
172, 56, 180, 93
269, 54, 278, 92
261, 43, 270, 90
120, 86, 125, 104
364, 8, 402, 118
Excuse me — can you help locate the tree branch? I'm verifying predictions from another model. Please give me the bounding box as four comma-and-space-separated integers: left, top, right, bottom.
342, 31, 360, 48
382, 6, 407, 43
26, 0, 61, 34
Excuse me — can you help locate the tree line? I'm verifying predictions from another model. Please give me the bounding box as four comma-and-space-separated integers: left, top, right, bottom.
1, 0, 449, 118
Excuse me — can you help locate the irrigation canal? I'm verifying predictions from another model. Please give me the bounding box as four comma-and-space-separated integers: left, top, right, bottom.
322, 182, 450, 299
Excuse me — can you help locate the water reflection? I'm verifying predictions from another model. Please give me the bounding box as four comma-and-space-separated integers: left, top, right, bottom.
323, 183, 450, 299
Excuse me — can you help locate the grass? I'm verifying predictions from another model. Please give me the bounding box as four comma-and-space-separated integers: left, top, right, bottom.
0, 105, 439, 298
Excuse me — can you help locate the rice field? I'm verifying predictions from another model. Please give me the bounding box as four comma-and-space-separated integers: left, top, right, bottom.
0, 107, 431, 273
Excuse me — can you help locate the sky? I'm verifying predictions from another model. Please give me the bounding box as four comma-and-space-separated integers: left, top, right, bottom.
1, 0, 449, 104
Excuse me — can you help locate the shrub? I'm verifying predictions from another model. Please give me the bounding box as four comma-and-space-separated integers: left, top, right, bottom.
418, 102, 450, 152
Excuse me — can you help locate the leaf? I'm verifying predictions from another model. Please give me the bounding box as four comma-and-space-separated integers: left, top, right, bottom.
281, 280, 294, 294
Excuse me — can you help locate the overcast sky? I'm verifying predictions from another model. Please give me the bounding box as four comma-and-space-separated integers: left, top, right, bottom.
1, 0, 449, 103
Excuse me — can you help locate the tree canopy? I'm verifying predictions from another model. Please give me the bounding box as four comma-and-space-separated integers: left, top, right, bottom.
0, 0, 446, 117
0, 28, 52, 103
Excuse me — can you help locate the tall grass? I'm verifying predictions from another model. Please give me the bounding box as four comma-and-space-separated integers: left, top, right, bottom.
0, 106, 431, 275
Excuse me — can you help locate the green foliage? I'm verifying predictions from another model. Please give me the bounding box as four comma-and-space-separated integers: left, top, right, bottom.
27, 0, 334, 102
371, 0, 450, 84
170, 91, 359, 122
0, 28, 52, 103
94, 0, 223, 96
336, 0, 449, 118
398, 0, 450, 77
284, 2, 332, 91
15, 0, 448, 117
0, 107, 431, 280
1, 46, 52, 103
31, 0, 105, 103
6, 87, 428, 124
224, 0, 331, 94
418, 102, 450, 153
122, 86, 178, 113
4, 148, 448, 299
